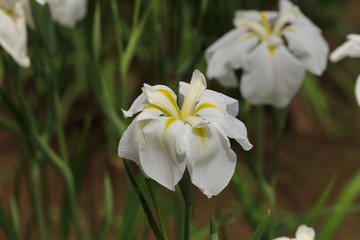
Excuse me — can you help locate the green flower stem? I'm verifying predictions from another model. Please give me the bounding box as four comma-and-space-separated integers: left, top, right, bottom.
53, 90, 69, 162
255, 106, 264, 171
31, 132, 81, 240
268, 108, 287, 239
146, 180, 168, 240
123, 159, 164, 240
270, 108, 287, 190
31, 162, 46, 240
179, 170, 194, 240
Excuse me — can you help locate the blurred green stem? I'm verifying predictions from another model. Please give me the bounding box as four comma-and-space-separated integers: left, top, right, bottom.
271, 108, 287, 189
179, 170, 193, 240
146, 180, 168, 240
123, 159, 164, 239
256, 106, 264, 170
32, 132, 81, 239
31, 162, 46, 240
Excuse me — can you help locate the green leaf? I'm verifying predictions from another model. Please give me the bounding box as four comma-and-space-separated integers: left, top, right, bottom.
306, 178, 335, 226
92, 1, 102, 62
10, 197, 21, 240
114, 189, 141, 240
98, 172, 114, 240
250, 210, 271, 240
0, 201, 17, 240
318, 172, 360, 240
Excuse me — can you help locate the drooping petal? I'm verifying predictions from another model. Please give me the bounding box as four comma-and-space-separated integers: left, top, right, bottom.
122, 92, 148, 117
283, 24, 329, 75
0, 3, 30, 67
329, 36, 360, 62
240, 42, 305, 107
272, 237, 291, 240
295, 225, 315, 240
185, 124, 237, 198
118, 116, 144, 167
195, 106, 252, 151
279, 0, 320, 33
355, 75, 360, 106
48, 0, 88, 28
139, 117, 187, 191
205, 29, 258, 87
21, 0, 35, 28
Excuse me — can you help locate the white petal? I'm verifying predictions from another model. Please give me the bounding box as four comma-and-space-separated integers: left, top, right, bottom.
180, 70, 207, 119
0, 4, 30, 67
48, 0, 88, 28
143, 83, 180, 119
185, 124, 237, 198
329, 39, 360, 62
347, 34, 360, 43
122, 92, 148, 117
20, 0, 35, 29
139, 118, 187, 191
283, 24, 329, 75
124, 84, 179, 118
240, 42, 305, 107
355, 75, 360, 106
295, 225, 315, 240
272, 238, 291, 240
180, 82, 240, 117
205, 29, 258, 87
118, 116, 143, 166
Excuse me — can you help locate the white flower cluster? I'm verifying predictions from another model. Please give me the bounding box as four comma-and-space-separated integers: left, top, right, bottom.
205, 0, 329, 108
273, 224, 315, 240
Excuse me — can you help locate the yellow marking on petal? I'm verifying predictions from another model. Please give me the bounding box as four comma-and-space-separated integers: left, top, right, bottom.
6, 9, 15, 18
194, 127, 207, 149
259, 12, 271, 34
242, 33, 256, 41
284, 27, 297, 33
193, 103, 220, 114
157, 89, 181, 113
144, 105, 170, 117
164, 118, 176, 135
268, 47, 276, 57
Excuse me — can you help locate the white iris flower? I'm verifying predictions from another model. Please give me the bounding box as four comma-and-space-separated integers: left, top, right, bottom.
273, 224, 315, 240
35, 0, 88, 28
205, 0, 329, 108
330, 34, 360, 106
118, 70, 252, 198
0, 0, 30, 67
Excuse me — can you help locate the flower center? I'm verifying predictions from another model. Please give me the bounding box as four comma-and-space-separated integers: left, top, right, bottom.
142, 72, 219, 128
235, 8, 299, 53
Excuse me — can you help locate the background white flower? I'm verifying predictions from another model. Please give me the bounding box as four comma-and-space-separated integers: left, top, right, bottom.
0, 0, 30, 67
205, 0, 329, 108
35, 0, 88, 28
118, 70, 252, 198
273, 224, 315, 240
330, 34, 360, 106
